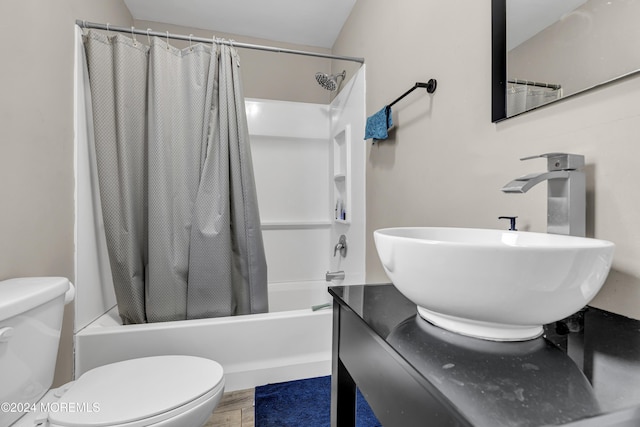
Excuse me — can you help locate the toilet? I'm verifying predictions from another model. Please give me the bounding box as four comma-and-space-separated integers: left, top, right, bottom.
0, 277, 225, 427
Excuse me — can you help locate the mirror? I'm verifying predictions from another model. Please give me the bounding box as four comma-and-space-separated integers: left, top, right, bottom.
492, 0, 640, 122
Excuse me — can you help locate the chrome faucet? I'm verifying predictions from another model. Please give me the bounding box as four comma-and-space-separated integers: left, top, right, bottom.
501, 153, 586, 237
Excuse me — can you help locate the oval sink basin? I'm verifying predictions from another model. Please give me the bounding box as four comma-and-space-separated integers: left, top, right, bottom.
374, 227, 615, 341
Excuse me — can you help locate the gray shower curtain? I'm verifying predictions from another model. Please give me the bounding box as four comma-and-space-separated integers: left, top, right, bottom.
83, 30, 267, 324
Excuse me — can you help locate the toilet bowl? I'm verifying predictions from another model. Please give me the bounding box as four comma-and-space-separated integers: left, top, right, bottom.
0, 278, 225, 427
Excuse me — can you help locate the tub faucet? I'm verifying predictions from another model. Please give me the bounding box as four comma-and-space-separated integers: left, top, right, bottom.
501, 153, 586, 237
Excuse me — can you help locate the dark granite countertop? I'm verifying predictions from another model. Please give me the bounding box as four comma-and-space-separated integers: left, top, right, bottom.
329, 284, 640, 427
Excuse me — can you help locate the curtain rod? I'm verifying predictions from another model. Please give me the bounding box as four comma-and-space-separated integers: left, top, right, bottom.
76, 20, 365, 64
508, 79, 561, 90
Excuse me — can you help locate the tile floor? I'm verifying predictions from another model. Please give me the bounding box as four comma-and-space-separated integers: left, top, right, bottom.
205, 388, 255, 427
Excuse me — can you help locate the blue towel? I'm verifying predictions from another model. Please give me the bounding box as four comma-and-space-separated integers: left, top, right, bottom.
364, 106, 393, 140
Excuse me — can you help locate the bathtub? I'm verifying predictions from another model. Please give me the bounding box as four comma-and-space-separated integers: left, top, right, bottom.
74, 281, 333, 391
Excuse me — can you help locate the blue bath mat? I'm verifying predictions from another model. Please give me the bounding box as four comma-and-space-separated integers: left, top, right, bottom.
255, 375, 381, 427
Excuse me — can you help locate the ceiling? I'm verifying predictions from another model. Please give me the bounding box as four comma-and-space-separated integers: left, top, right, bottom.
124, 0, 357, 49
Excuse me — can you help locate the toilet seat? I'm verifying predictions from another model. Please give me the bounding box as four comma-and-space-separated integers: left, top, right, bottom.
48, 355, 224, 427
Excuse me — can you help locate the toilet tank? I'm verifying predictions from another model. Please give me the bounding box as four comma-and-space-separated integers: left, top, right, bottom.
0, 277, 72, 427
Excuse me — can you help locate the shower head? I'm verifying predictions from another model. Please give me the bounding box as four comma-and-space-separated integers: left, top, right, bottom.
315, 70, 346, 91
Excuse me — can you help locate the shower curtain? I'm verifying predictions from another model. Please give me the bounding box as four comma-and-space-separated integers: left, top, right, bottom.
507, 82, 562, 116
82, 30, 267, 324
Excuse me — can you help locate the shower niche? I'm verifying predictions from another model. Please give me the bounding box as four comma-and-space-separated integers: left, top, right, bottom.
333, 125, 350, 225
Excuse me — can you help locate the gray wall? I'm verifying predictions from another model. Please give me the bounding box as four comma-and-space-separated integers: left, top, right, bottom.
333, 0, 640, 320
0, 0, 133, 387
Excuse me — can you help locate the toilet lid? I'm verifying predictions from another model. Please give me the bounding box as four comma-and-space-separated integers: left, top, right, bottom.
48, 355, 224, 427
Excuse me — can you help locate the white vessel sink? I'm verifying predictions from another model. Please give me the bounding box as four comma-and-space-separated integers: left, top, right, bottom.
374, 227, 615, 341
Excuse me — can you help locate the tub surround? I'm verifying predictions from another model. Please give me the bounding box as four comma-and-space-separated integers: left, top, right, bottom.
329, 284, 640, 426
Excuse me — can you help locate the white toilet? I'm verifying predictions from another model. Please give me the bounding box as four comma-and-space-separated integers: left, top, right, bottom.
0, 277, 225, 427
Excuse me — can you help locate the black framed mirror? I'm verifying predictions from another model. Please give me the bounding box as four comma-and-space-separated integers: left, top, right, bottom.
492, 0, 640, 122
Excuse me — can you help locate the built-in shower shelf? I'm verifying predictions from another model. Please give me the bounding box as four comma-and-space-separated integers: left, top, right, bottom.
333, 125, 350, 226
261, 220, 332, 230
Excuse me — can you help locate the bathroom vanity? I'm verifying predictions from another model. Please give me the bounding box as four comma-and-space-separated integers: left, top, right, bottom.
329, 284, 640, 427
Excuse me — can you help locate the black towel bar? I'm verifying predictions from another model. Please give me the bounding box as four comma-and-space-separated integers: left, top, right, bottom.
387, 79, 437, 109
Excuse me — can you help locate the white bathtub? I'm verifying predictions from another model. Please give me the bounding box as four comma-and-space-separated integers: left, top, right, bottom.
74, 281, 333, 391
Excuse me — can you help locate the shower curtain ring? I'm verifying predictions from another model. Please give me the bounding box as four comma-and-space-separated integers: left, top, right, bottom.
106, 23, 110, 35
166, 31, 170, 50
229, 39, 240, 66
211, 35, 219, 53
146, 29, 152, 44
189, 34, 193, 51
131, 27, 137, 46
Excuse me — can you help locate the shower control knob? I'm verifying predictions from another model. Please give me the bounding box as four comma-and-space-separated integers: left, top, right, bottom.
334, 235, 348, 257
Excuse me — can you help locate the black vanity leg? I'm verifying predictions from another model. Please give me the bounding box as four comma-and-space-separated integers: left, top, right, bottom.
331, 301, 356, 427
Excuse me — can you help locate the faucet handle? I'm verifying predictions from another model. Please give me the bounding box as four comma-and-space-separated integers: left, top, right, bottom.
520, 153, 584, 171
